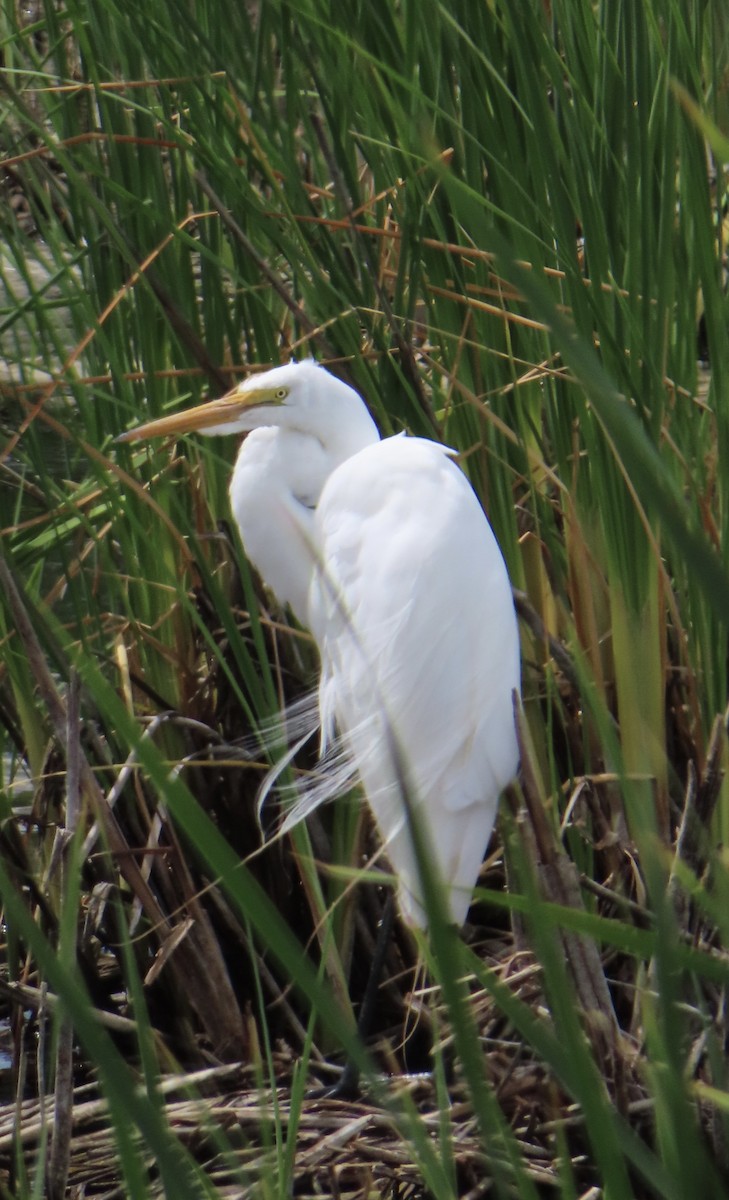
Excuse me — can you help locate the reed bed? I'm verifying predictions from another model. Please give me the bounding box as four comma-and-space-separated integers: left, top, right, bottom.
1, 1, 729, 1195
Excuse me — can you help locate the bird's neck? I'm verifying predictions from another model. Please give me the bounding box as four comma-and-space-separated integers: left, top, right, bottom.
316, 408, 380, 465
230, 425, 376, 624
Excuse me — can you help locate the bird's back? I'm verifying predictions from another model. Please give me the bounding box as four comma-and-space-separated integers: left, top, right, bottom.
308, 435, 520, 927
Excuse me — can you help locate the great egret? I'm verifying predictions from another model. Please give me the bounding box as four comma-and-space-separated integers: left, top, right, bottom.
119, 360, 520, 929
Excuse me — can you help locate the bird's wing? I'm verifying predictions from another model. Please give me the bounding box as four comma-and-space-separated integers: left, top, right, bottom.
309, 436, 520, 817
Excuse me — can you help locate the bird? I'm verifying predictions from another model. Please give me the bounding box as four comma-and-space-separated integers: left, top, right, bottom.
118, 359, 521, 930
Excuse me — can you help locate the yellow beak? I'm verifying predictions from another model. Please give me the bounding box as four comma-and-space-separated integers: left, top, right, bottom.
116, 385, 280, 443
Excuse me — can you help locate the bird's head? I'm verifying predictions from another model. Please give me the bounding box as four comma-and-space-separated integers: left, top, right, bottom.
117, 359, 378, 451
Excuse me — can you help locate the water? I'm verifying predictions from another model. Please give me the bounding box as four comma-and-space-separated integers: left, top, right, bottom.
0, 244, 82, 389
0, 244, 88, 811
0, 1019, 12, 1071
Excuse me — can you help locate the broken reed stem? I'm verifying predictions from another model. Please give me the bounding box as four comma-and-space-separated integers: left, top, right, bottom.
513, 696, 624, 1101
48, 672, 81, 1200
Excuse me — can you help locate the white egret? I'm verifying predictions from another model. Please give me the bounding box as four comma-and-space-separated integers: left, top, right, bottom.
119, 360, 520, 929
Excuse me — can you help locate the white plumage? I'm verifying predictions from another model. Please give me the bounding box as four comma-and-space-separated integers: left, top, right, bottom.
310, 434, 520, 925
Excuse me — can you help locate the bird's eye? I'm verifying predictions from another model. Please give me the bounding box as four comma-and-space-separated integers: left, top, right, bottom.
275, 387, 288, 401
